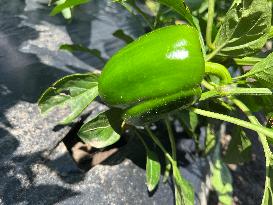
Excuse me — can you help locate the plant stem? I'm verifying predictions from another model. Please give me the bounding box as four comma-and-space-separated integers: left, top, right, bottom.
134, 129, 149, 151
201, 80, 215, 90
205, 62, 232, 84
190, 108, 273, 139
206, 0, 215, 50
165, 118, 177, 162
163, 156, 172, 183
145, 127, 175, 164
200, 87, 272, 101
145, 127, 189, 204
205, 46, 222, 61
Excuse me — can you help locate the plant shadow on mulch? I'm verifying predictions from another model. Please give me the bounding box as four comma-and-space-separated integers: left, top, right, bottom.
61, 110, 268, 205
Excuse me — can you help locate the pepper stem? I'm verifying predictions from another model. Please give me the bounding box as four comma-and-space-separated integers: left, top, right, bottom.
145, 127, 174, 164
165, 118, 177, 163
205, 62, 232, 84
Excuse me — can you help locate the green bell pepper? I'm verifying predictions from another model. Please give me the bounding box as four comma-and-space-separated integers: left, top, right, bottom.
98, 25, 205, 125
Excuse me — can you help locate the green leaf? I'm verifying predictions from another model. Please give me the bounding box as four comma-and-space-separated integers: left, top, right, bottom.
239, 52, 273, 87
146, 149, 161, 192
181, 110, 198, 132
60, 44, 106, 63
214, 0, 272, 57
38, 73, 99, 124
112, 29, 134, 44
51, 0, 72, 19
223, 127, 252, 164
180, 110, 200, 149
50, 0, 90, 16
204, 124, 216, 155
157, 0, 195, 26
234, 57, 262, 66
78, 111, 120, 148
211, 142, 233, 205
105, 108, 124, 134
172, 165, 194, 205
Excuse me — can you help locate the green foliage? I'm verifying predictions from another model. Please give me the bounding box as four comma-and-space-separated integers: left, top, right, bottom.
157, 0, 195, 26
239, 52, 273, 88
146, 149, 161, 191
40, 0, 273, 204
78, 111, 120, 148
214, 0, 272, 57
38, 73, 99, 124
135, 131, 161, 192
50, 0, 90, 16
181, 110, 198, 132
172, 165, 194, 205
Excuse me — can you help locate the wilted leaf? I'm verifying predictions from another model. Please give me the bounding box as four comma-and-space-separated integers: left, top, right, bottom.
78, 111, 120, 148
214, 0, 272, 57
38, 73, 99, 124
223, 127, 252, 164
146, 150, 161, 191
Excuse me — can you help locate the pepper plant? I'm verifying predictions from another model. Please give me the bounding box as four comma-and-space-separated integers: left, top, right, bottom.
39, 0, 273, 204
